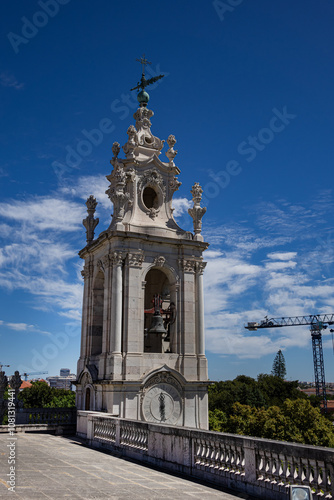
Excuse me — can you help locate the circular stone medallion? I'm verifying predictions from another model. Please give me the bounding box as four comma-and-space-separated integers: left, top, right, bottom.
142, 383, 182, 425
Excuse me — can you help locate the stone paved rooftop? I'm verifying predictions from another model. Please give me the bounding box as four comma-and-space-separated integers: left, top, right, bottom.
0, 433, 259, 499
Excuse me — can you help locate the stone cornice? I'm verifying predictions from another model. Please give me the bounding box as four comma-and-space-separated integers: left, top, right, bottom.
79, 230, 209, 259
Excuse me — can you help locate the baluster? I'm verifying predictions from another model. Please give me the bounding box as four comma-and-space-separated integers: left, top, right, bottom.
325, 462, 333, 497
234, 446, 242, 475
278, 453, 286, 485
214, 443, 220, 469
201, 440, 207, 466
271, 454, 278, 484
257, 451, 264, 481
209, 441, 215, 468
194, 439, 200, 466
316, 460, 324, 495
230, 446, 236, 474
308, 459, 316, 492
224, 447, 231, 472
218, 445, 225, 471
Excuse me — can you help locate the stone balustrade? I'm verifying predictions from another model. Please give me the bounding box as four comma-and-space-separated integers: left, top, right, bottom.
16, 407, 76, 425
78, 410, 334, 500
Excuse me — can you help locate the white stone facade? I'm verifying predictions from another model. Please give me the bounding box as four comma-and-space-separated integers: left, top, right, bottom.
76, 102, 209, 429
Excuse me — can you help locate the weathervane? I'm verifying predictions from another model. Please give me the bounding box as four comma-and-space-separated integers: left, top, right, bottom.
130, 54, 164, 106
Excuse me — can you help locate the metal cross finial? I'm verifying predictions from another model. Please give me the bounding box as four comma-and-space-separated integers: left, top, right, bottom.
136, 54, 151, 76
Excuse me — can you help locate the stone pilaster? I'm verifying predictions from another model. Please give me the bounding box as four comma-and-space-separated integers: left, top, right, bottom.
111, 251, 124, 354
123, 251, 145, 379
80, 260, 94, 359
196, 261, 207, 356
178, 258, 197, 380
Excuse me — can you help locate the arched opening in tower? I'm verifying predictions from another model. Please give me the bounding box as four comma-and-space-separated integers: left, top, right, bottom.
91, 270, 104, 355
85, 387, 91, 410
144, 268, 172, 353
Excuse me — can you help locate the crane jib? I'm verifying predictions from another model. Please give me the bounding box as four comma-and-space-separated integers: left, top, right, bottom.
244, 313, 334, 412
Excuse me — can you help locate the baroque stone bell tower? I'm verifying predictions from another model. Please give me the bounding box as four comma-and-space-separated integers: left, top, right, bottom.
76, 60, 209, 429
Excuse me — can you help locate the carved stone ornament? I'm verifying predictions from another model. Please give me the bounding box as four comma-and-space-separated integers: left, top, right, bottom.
10, 371, 22, 393
153, 255, 166, 267
166, 134, 178, 165
196, 261, 207, 275
142, 371, 183, 396
111, 251, 124, 266
97, 254, 112, 273
178, 259, 197, 273
169, 176, 182, 194
122, 125, 138, 158
133, 106, 165, 152
138, 169, 166, 197
127, 251, 144, 268
112, 141, 121, 160
82, 195, 99, 244
106, 163, 130, 224
188, 182, 206, 241
81, 261, 94, 280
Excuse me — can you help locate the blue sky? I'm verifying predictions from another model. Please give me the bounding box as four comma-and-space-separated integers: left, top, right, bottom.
1, 0, 334, 383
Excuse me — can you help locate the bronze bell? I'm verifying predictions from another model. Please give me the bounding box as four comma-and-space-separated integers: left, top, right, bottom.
148, 311, 167, 336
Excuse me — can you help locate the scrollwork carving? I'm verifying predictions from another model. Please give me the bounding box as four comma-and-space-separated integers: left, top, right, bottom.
196, 261, 207, 275
122, 125, 138, 158
127, 251, 144, 268
133, 107, 164, 151
142, 372, 183, 395
81, 261, 94, 280
138, 169, 166, 196
153, 256, 166, 267
169, 176, 182, 194
111, 251, 124, 266
178, 259, 197, 273
97, 254, 112, 273
106, 163, 130, 223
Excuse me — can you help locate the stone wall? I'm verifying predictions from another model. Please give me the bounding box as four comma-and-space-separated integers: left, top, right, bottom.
78, 410, 334, 500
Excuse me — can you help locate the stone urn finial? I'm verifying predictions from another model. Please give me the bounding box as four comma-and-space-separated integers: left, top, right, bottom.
166, 134, 178, 165
83, 195, 99, 244
188, 183, 206, 241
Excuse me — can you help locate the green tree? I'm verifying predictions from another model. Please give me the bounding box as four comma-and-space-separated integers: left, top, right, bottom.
18, 381, 75, 408
214, 400, 334, 447
257, 374, 305, 407
271, 349, 287, 379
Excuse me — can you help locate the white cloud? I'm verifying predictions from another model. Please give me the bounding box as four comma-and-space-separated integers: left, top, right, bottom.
267, 252, 297, 261
172, 197, 192, 217
60, 174, 110, 210
201, 195, 334, 359
6, 322, 33, 331
0, 197, 84, 232
0, 72, 24, 90
265, 260, 297, 271
0, 321, 52, 336
0, 192, 85, 320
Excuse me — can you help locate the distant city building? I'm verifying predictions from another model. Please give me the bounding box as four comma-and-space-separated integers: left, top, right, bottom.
47, 369, 76, 390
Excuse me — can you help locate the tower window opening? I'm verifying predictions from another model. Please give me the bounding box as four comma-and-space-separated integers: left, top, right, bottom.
143, 187, 158, 210
144, 269, 171, 353
85, 387, 91, 410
